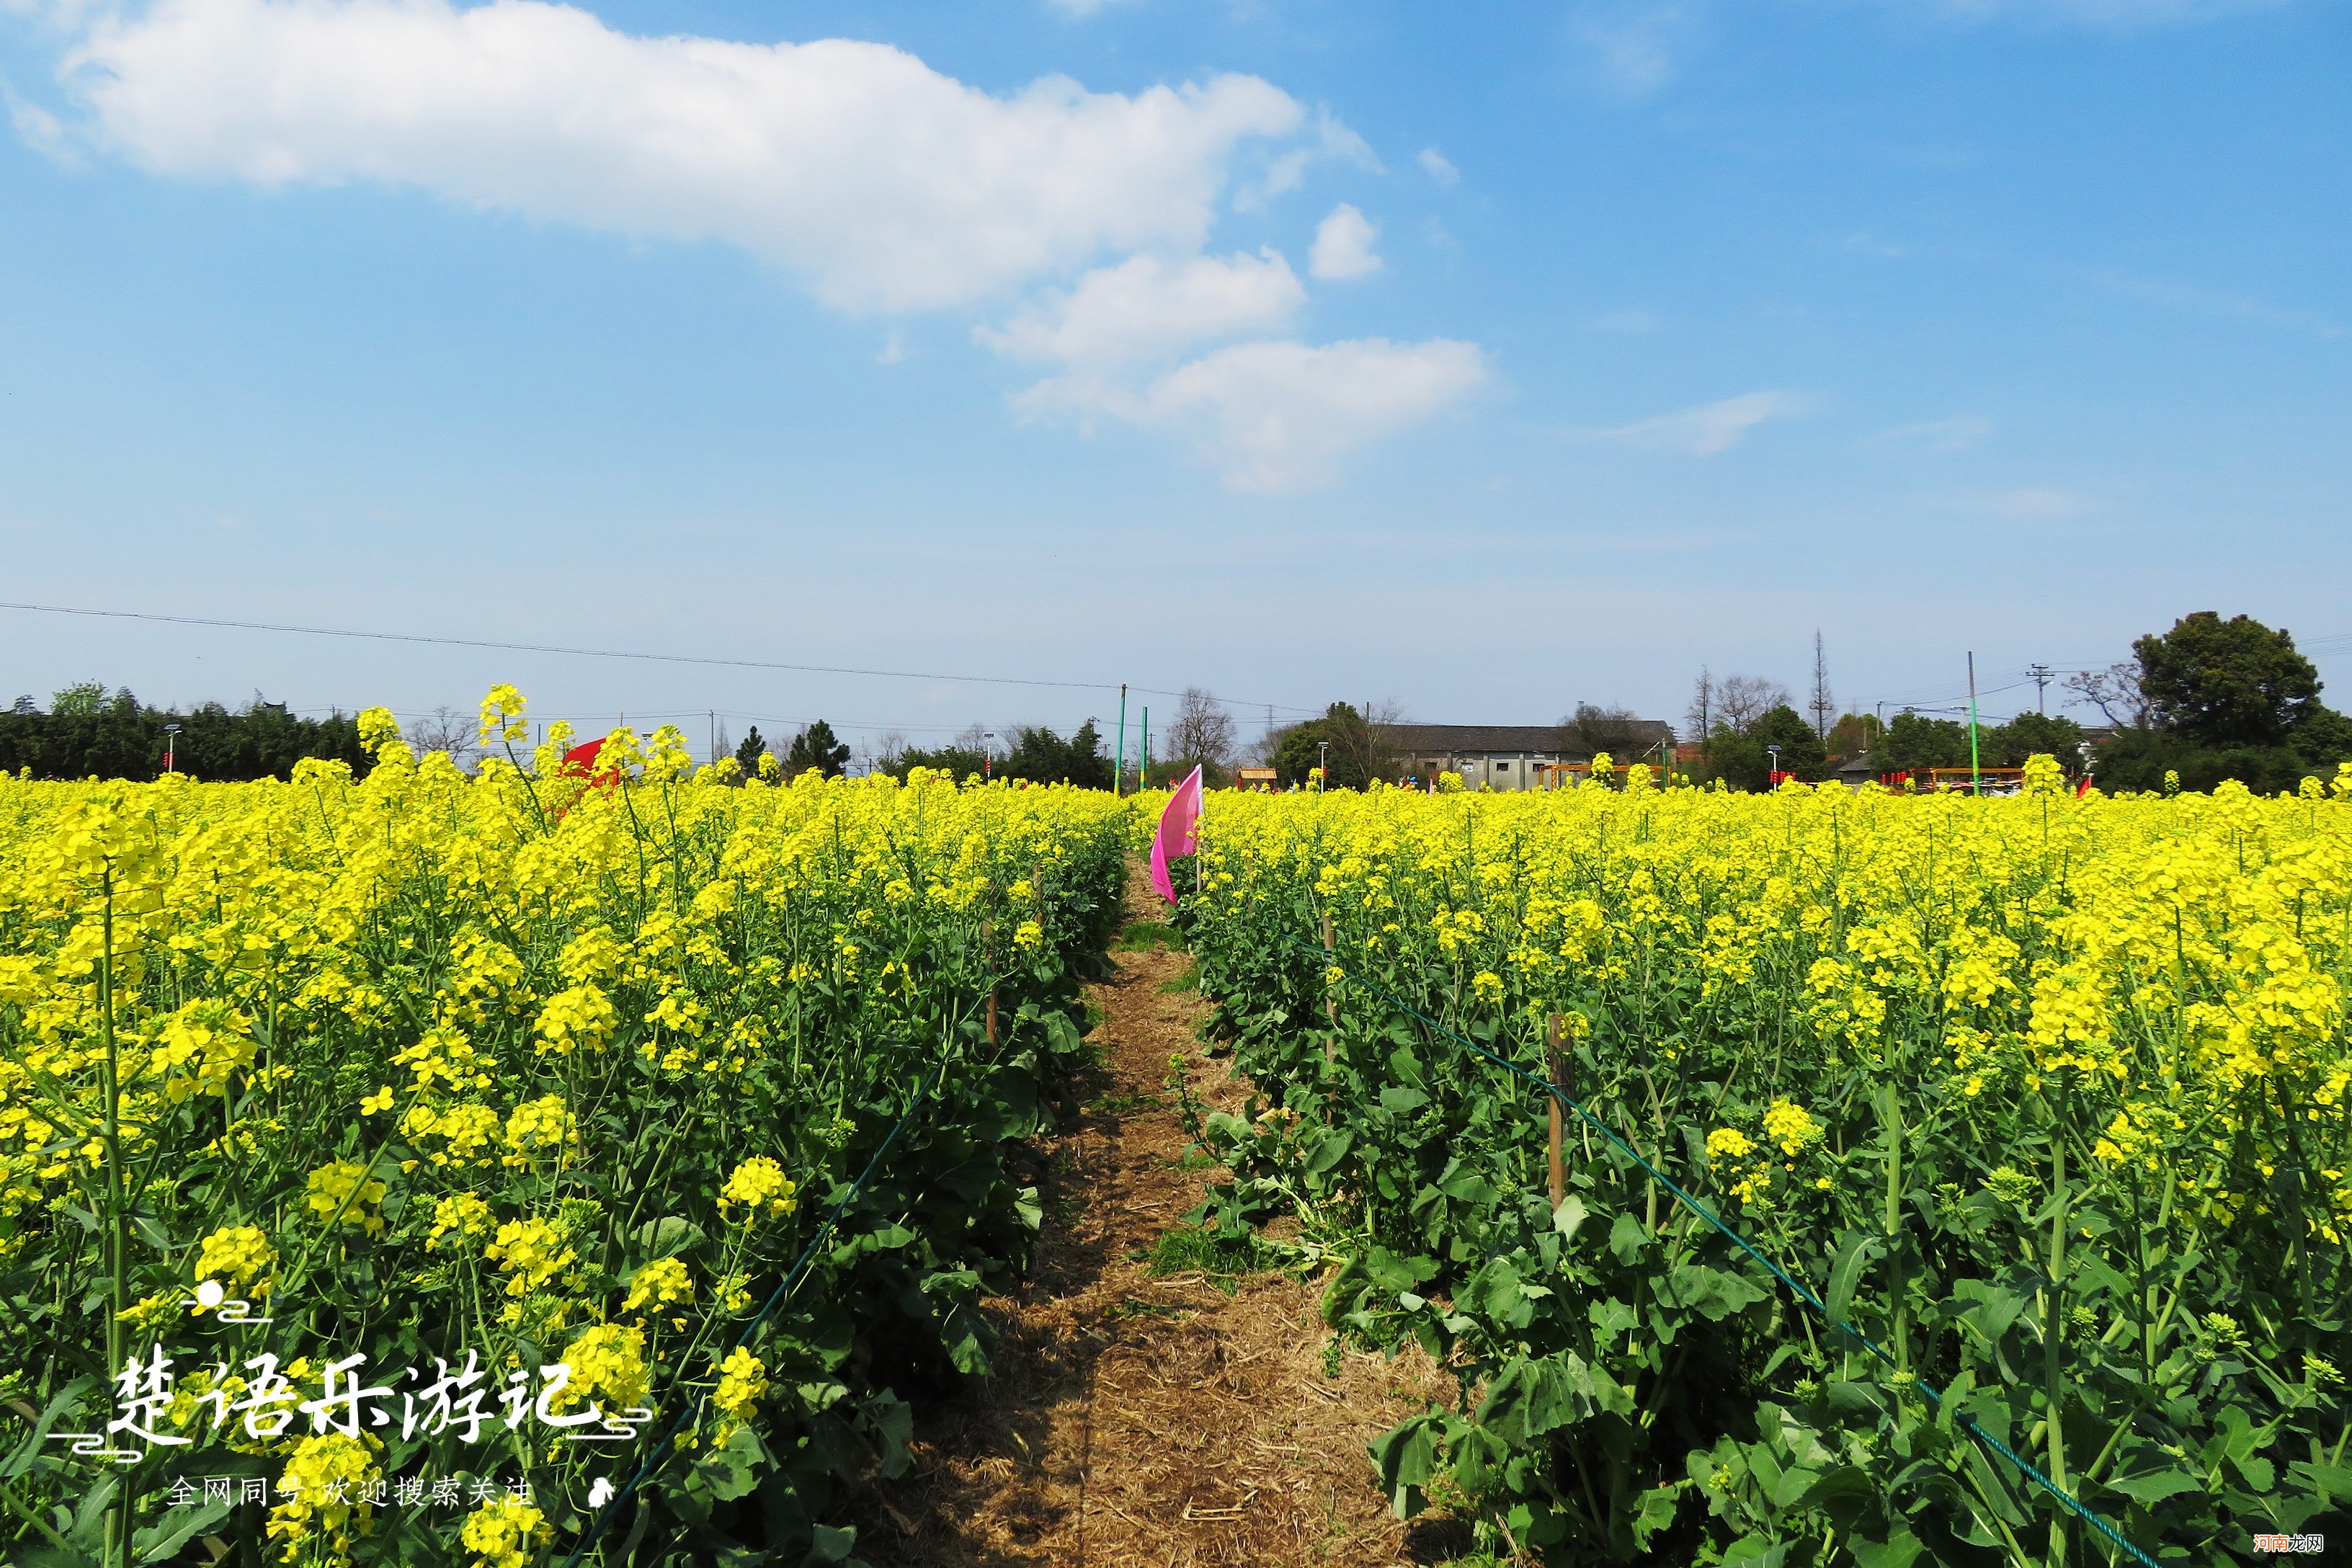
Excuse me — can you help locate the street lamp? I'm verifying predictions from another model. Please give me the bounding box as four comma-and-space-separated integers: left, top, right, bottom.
163, 723, 182, 775
1766, 744, 1781, 787
1316, 739, 1329, 793
981, 731, 998, 780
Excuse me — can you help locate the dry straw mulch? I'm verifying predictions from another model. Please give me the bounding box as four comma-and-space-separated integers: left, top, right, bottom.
849, 878, 1466, 1568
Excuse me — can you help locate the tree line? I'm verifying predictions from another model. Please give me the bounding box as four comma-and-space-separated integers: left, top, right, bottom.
0, 684, 372, 781
1687, 612, 2349, 793
26, 612, 2332, 796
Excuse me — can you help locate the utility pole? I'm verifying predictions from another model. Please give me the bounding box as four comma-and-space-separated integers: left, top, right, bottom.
709, 709, 716, 766
1966, 651, 1982, 796
2026, 663, 2054, 714
1141, 707, 1150, 788
1115, 685, 1127, 796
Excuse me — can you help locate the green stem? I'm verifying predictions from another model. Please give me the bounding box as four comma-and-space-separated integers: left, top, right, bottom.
99, 868, 129, 1568
2046, 1077, 2070, 1568
0, 1474, 74, 1551
1882, 1083, 1908, 1378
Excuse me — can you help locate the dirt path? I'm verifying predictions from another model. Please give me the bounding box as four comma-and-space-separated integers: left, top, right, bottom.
854, 870, 1459, 1567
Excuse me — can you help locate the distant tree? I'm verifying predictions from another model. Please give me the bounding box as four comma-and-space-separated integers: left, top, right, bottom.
1808, 633, 1835, 739
2134, 611, 2322, 749
1339, 698, 1407, 785
2094, 728, 2320, 796
0, 687, 367, 780
1146, 757, 1232, 788
784, 720, 851, 779
2074, 612, 2352, 792
1824, 713, 1876, 762
888, 742, 988, 780
881, 722, 992, 780
1693, 707, 1825, 791
50, 681, 108, 719
2063, 662, 2149, 728
1878, 712, 1971, 775
1002, 721, 1114, 788
1685, 669, 1715, 747
1680, 674, 1790, 783
1985, 712, 2087, 770
1564, 703, 1655, 759
408, 706, 481, 770
1753, 705, 1829, 782
734, 726, 768, 778
1165, 687, 1237, 769
857, 730, 909, 777
1714, 675, 1792, 735
1274, 702, 1391, 790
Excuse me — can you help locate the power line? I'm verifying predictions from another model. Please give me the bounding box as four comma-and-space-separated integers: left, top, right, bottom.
0, 600, 1324, 718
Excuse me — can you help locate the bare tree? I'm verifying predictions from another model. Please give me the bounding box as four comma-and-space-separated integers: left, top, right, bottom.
1563, 703, 1649, 756
1166, 687, 1237, 766
1807, 631, 1836, 739
408, 706, 481, 769
1337, 698, 1408, 785
1686, 668, 1715, 741
1714, 675, 1792, 735
2064, 663, 2147, 727
855, 730, 909, 776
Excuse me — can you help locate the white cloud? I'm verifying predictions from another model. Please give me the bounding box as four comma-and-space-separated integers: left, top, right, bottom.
1984, 486, 2098, 519
1416, 146, 1458, 187
1018, 337, 1487, 494
1578, 391, 1812, 454
4, 82, 75, 162
1308, 203, 1381, 280
1043, 0, 1139, 16
1874, 415, 1990, 451
50, 0, 1309, 311
1570, 2, 1704, 97
1233, 107, 1380, 211
1886, 0, 2283, 23
975, 249, 1304, 368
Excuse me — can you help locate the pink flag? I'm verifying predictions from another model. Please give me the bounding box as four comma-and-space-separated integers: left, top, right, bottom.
1149, 765, 1206, 905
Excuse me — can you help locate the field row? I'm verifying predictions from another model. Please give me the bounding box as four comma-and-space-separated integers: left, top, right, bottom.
1177, 777, 2349, 1567
1, 706, 1126, 1567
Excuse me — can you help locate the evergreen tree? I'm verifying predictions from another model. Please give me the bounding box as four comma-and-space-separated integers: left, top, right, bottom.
734, 726, 767, 777
784, 720, 851, 779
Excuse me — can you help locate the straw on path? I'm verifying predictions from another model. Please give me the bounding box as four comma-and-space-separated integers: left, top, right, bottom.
850, 858, 1464, 1567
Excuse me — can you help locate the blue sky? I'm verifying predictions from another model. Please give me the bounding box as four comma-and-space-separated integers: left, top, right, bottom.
1, 0, 2345, 757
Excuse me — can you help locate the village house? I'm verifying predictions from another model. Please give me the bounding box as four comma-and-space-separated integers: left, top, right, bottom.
1376, 721, 1675, 792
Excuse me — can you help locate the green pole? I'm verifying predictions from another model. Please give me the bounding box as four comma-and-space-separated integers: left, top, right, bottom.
1115, 684, 1127, 796
1141, 706, 1150, 790
1966, 650, 1982, 796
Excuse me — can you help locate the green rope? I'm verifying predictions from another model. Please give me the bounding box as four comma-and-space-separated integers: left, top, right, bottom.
559, 1044, 953, 1568
1280, 930, 2160, 1568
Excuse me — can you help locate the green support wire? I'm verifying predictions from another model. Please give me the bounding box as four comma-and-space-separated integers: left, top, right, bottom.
558, 1040, 957, 1568
1280, 930, 2160, 1568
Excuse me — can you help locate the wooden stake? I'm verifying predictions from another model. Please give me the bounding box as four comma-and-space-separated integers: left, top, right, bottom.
982, 917, 997, 1046
1546, 1014, 1567, 1210
1321, 909, 1337, 1022
1321, 907, 1337, 1061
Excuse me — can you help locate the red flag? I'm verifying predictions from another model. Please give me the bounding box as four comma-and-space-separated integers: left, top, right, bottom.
1149, 765, 1205, 905
562, 737, 618, 787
